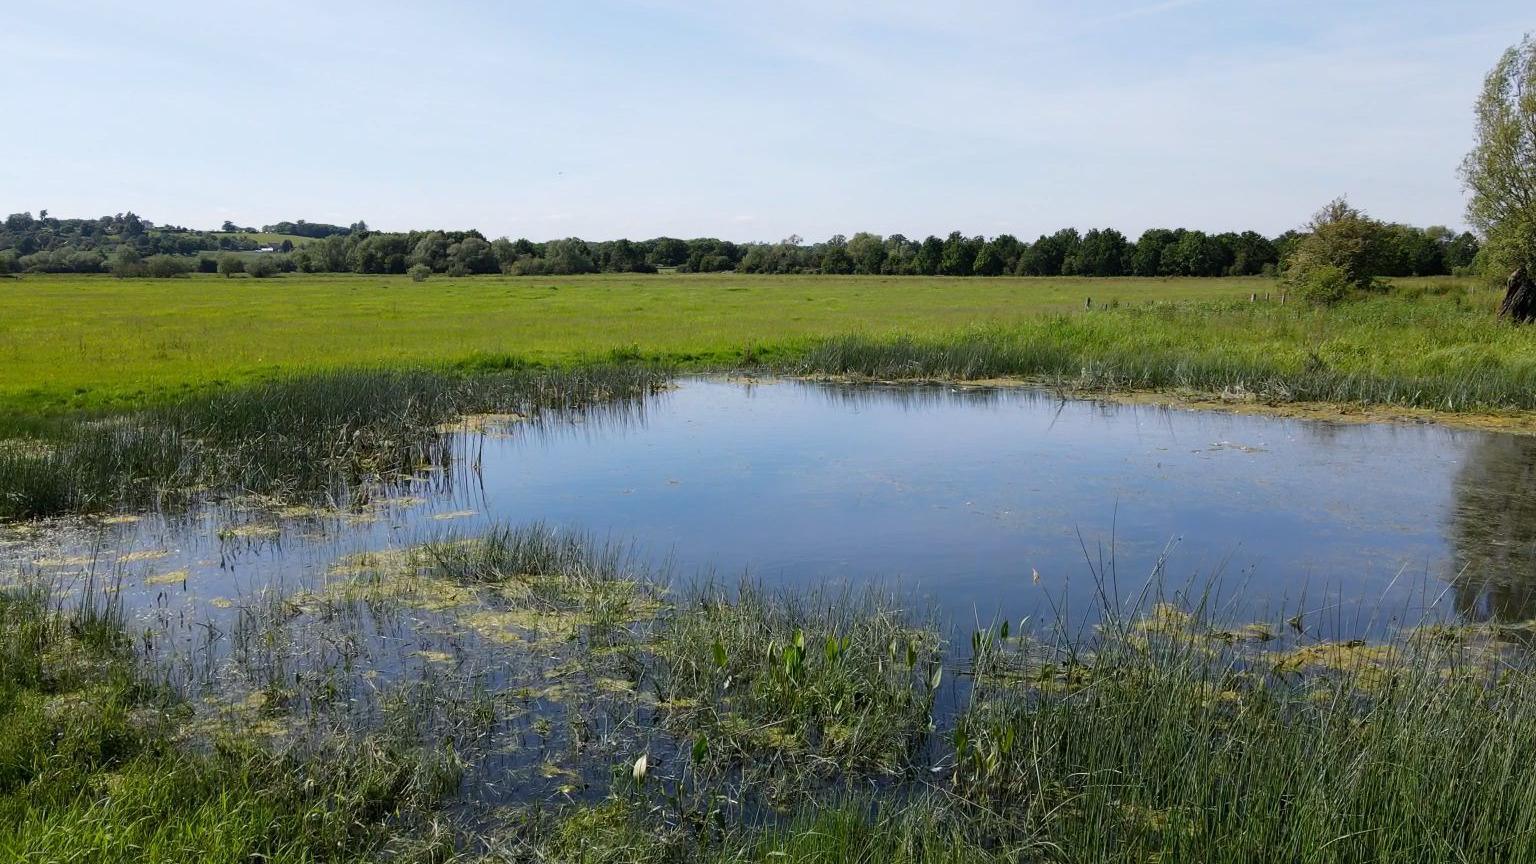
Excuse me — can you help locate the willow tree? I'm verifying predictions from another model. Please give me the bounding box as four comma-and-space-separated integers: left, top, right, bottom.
1461, 34, 1536, 320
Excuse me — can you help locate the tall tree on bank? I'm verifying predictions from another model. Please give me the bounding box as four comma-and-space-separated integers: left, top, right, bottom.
1462, 34, 1536, 321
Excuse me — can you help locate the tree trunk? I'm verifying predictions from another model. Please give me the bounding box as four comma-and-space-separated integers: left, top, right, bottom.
1499, 267, 1536, 323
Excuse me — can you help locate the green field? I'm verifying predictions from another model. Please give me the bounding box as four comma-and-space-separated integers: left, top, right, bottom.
9, 272, 1523, 415
0, 272, 1270, 410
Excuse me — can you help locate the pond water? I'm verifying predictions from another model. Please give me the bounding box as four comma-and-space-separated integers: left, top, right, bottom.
7, 376, 1536, 808
6, 376, 1535, 638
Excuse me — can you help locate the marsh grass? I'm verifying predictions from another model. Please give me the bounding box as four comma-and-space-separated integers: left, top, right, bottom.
947, 603, 1536, 861
799, 294, 1536, 412
16, 519, 1536, 862
0, 582, 460, 863
0, 364, 668, 520
653, 583, 943, 781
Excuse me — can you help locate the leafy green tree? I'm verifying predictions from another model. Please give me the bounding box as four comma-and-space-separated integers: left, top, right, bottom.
820, 245, 855, 274
144, 254, 192, 278
939, 232, 979, 276
247, 257, 279, 278
1075, 228, 1130, 276
972, 243, 1005, 276
1461, 34, 1536, 279
1131, 229, 1175, 276
410, 232, 450, 272
913, 236, 944, 275
0, 251, 16, 275
846, 232, 886, 275
217, 254, 245, 277
1018, 229, 1080, 276
109, 247, 144, 278
1446, 232, 1482, 272
648, 237, 689, 268
545, 238, 598, 274
1284, 197, 1386, 293
448, 236, 499, 275
408, 264, 431, 282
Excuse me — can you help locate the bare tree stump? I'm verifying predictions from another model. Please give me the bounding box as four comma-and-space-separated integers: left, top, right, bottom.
1499, 267, 1536, 323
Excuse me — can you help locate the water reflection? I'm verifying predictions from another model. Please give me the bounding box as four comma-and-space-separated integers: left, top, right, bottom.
1450, 433, 1536, 623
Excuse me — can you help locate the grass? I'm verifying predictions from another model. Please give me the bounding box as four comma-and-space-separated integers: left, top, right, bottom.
800, 288, 1536, 413
0, 271, 1275, 411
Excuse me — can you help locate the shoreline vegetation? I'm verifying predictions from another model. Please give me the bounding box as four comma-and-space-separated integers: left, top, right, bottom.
3, 273, 1535, 519
6, 525, 1536, 862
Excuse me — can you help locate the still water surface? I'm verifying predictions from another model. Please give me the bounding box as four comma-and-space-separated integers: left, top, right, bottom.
6, 377, 1533, 636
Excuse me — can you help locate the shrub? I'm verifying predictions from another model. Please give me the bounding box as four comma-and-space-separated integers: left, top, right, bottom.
246, 257, 279, 279
144, 255, 193, 278
0, 251, 16, 276
217, 254, 246, 277
1292, 264, 1353, 307
110, 248, 146, 278
408, 264, 431, 282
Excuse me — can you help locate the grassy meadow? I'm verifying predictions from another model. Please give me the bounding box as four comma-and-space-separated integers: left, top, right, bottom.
0, 271, 1273, 411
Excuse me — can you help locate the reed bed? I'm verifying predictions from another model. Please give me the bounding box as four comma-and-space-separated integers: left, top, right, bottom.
0, 364, 668, 520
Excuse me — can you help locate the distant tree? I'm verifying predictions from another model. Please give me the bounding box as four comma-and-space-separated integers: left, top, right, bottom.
1228, 230, 1279, 276
972, 242, 1006, 276
448, 236, 499, 275
143, 254, 192, 278
408, 263, 431, 282
545, 238, 598, 274
1446, 231, 1482, 272
247, 257, 279, 278
0, 251, 16, 276
490, 238, 519, 271
67, 250, 104, 273
1018, 229, 1080, 276
846, 232, 886, 274
1164, 230, 1226, 277
109, 247, 144, 278
1075, 228, 1130, 276
410, 232, 450, 272
221, 220, 238, 232
648, 237, 690, 268
217, 254, 245, 277
912, 236, 943, 275
820, 245, 855, 274
1277, 196, 1388, 292
1131, 229, 1176, 276
939, 232, 980, 276
1462, 34, 1536, 286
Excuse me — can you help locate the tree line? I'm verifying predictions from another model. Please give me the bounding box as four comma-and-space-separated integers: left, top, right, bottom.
0, 210, 1482, 280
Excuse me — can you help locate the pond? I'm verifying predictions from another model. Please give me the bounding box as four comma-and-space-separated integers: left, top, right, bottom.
5, 376, 1533, 640
7, 375, 1536, 809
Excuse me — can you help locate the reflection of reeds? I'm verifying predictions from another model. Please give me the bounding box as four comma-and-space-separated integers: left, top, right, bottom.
0, 365, 668, 520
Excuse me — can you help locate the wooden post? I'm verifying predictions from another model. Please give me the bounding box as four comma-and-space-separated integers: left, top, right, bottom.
1085, 297, 1092, 309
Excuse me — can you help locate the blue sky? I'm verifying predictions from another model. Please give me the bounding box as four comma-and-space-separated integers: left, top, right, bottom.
2, 1, 1530, 241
